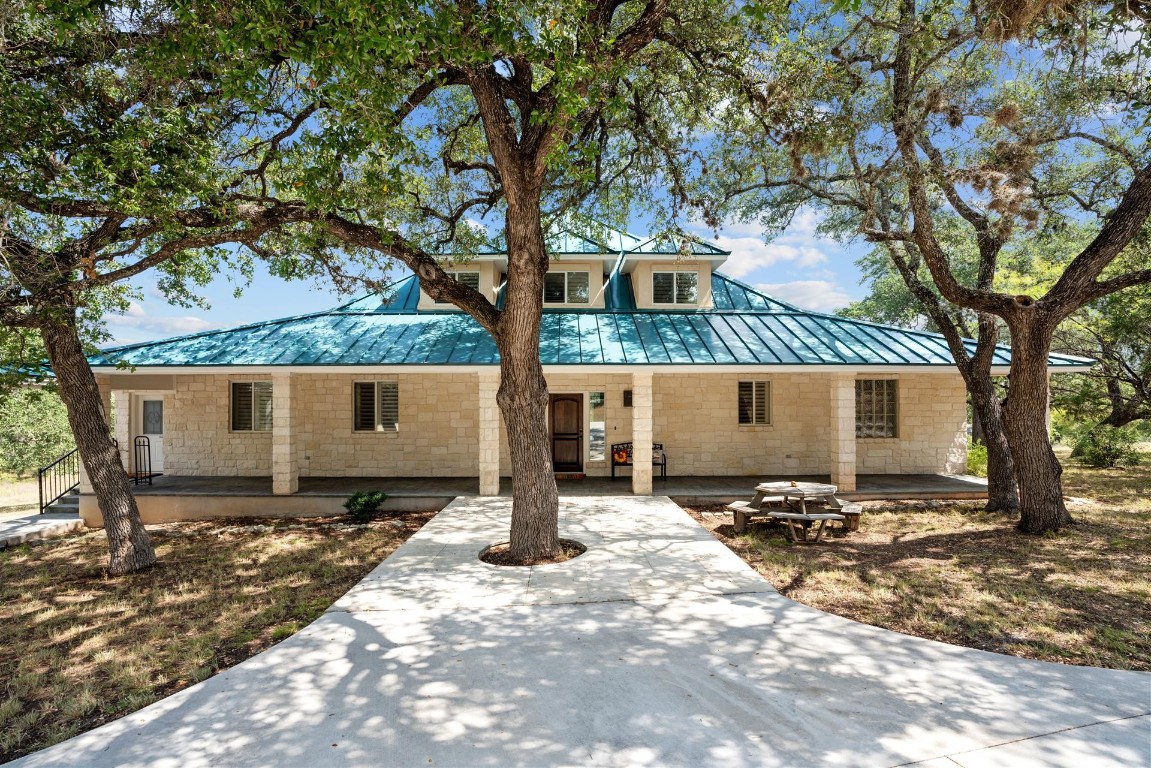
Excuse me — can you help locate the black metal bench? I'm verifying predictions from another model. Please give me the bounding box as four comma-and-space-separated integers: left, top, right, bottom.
611, 442, 667, 480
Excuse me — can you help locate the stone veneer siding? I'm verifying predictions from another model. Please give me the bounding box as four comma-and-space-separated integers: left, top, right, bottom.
156, 370, 966, 479
651, 372, 967, 476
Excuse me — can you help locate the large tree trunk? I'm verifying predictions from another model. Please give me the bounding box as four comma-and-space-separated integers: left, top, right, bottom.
40, 314, 156, 575
968, 374, 1019, 514
498, 198, 561, 562
1002, 316, 1072, 533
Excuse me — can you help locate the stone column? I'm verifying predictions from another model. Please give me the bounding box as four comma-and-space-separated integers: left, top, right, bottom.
828, 375, 857, 492
631, 371, 654, 495
112, 390, 132, 472
272, 373, 298, 495
477, 370, 501, 496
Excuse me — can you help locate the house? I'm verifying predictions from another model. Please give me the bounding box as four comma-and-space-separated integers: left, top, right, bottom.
80, 228, 1091, 524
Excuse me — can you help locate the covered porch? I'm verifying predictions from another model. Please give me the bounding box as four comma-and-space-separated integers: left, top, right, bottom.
78, 472, 988, 526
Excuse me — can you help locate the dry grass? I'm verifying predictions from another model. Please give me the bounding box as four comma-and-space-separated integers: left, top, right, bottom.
685, 457, 1151, 672
0, 512, 434, 763
0, 477, 38, 519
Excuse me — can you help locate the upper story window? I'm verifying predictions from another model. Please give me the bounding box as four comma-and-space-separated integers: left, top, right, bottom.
544, 271, 590, 304
434, 271, 481, 304
231, 381, 273, 432
653, 271, 698, 304
856, 379, 898, 438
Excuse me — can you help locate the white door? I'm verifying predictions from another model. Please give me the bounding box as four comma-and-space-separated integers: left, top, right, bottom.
135, 396, 165, 474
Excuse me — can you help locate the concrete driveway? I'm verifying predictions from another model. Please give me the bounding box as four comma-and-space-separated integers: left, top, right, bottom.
13, 496, 1150, 767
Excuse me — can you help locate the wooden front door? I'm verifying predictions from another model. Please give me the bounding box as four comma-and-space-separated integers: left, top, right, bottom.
549, 394, 583, 472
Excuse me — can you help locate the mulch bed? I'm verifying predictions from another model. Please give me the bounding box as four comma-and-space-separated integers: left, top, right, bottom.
481, 538, 587, 566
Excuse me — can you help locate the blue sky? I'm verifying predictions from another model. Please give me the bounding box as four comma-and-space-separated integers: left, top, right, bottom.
103, 210, 870, 346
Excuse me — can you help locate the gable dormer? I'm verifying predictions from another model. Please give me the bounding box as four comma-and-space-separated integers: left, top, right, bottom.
620, 235, 729, 310
416, 257, 505, 310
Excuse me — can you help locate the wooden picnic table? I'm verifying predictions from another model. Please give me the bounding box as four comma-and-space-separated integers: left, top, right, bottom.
728, 481, 847, 542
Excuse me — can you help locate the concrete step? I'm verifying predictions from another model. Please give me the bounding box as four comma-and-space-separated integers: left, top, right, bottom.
46, 495, 80, 513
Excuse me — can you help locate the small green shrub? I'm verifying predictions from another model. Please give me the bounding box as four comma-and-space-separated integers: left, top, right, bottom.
1073, 427, 1142, 468
343, 490, 388, 522
966, 439, 988, 477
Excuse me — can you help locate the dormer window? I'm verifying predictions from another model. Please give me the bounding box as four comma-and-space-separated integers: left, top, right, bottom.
544, 271, 590, 304
653, 271, 698, 305
434, 271, 481, 304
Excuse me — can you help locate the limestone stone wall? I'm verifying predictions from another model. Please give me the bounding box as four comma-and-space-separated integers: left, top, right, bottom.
164, 374, 273, 476
653, 372, 832, 476
295, 373, 479, 477
162, 372, 480, 477
652, 372, 967, 476
156, 368, 967, 480
855, 374, 968, 474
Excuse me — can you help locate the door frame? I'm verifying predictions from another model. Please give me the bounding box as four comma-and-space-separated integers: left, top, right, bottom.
131, 393, 166, 474
548, 392, 584, 472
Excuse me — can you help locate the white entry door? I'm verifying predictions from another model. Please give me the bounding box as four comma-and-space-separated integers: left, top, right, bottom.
135, 396, 165, 474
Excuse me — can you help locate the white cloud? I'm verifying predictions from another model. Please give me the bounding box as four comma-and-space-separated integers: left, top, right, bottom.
755, 280, 853, 313
106, 304, 225, 336
708, 208, 838, 278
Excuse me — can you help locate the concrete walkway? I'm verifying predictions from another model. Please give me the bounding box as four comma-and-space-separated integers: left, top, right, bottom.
0, 512, 83, 549
13, 497, 1150, 768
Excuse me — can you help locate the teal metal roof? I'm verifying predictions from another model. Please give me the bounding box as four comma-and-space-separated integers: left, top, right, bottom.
90, 273, 1093, 369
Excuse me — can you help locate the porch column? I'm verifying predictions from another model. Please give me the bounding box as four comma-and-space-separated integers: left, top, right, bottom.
828, 374, 857, 492
477, 370, 500, 496
112, 390, 132, 472
631, 371, 653, 495
272, 372, 298, 495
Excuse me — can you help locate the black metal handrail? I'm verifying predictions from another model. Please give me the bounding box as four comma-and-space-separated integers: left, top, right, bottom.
38, 448, 80, 514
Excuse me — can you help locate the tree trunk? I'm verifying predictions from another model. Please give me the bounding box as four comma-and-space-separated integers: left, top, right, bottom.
40, 314, 156, 575
968, 375, 1019, 514
497, 197, 561, 562
1002, 315, 1072, 533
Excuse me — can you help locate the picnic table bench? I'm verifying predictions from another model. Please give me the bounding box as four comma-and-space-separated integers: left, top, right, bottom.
726, 482, 862, 542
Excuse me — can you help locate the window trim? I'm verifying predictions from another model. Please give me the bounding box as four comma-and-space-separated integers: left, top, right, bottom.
587, 390, 607, 463
353, 380, 400, 433
433, 271, 482, 304
652, 270, 700, 306
230, 381, 273, 433
737, 380, 772, 426
855, 378, 899, 439
542, 270, 591, 305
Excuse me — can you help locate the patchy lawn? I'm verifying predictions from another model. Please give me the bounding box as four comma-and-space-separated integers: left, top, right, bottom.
0, 477, 38, 520
685, 457, 1151, 672
0, 512, 434, 763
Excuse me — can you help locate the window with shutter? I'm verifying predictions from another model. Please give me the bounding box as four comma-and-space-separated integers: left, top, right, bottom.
653, 271, 699, 304
738, 381, 771, 425
542, 271, 590, 304
231, 382, 273, 432
652, 272, 675, 304
353, 381, 399, 431
566, 272, 590, 303
378, 381, 399, 431
353, 382, 376, 431
434, 271, 482, 303
856, 379, 898, 438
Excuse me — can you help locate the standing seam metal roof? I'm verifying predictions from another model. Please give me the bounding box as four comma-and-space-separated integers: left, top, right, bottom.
88, 273, 1094, 369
